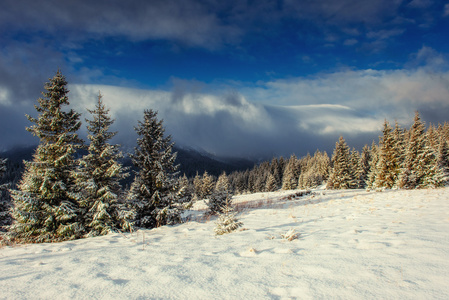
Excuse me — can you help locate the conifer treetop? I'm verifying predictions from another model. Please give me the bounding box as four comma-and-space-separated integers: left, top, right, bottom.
26, 70, 81, 145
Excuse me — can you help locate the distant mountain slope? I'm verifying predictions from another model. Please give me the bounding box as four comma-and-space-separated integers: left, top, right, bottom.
174, 146, 255, 177
0, 145, 255, 185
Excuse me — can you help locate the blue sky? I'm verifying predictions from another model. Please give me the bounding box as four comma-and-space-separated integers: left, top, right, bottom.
1, 0, 449, 158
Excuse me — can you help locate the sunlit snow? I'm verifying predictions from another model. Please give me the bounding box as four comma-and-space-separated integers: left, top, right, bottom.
1, 187, 449, 299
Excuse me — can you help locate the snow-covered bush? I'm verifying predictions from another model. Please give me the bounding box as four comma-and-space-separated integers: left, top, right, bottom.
214, 203, 242, 235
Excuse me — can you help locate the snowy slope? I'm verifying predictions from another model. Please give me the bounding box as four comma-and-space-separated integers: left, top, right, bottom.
1, 188, 449, 299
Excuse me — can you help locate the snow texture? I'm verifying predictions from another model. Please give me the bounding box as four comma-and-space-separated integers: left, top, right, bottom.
1, 187, 449, 299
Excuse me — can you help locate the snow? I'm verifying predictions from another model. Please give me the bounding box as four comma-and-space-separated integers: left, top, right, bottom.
2, 187, 449, 299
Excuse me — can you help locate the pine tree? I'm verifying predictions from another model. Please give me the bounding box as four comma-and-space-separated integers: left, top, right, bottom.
366, 141, 379, 189
350, 148, 362, 188
399, 112, 433, 189
392, 121, 406, 171
434, 137, 449, 186
375, 120, 400, 189
439, 123, 449, 141
208, 172, 231, 214
282, 155, 298, 190
0, 157, 11, 230
426, 124, 438, 151
8, 70, 84, 243
270, 158, 282, 188
201, 171, 215, 199
297, 150, 329, 189
193, 172, 203, 200
179, 174, 194, 207
128, 109, 183, 229
327, 136, 356, 189
74, 93, 130, 236
265, 173, 278, 192
317, 151, 330, 182
231, 171, 248, 194
214, 198, 242, 235
359, 144, 371, 189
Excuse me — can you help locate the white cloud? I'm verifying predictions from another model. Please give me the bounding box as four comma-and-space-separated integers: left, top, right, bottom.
0, 87, 11, 105
4, 65, 449, 157
68, 83, 385, 157
245, 67, 449, 126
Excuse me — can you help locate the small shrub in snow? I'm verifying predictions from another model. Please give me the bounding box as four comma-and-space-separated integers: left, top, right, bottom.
281, 228, 299, 241
214, 203, 243, 235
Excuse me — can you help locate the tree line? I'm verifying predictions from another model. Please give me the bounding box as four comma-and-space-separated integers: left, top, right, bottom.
188, 115, 449, 196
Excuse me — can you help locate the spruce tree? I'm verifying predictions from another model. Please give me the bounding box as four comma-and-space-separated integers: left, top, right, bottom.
193, 172, 203, 200
349, 148, 362, 188
265, 173, 278, 192
74, 93, 130, 236
208, 172, 232, 214
9, 70, 84, 243
128, 109, 183, 229
214, 198, 242, 235
375, 121, 400, 189
0, 157, 11, 230
393, 121, 406, 171
282, 155, 298, 190
270, 158, 282, 188
434, 137, 449, 186
359, 144, 371, 189
327, 136, 356, 189
399, 112, 434, 189
366, 141, 379, 189
297, 150, 329, 189
201, 171, 215, 199
176, 174, 194, 210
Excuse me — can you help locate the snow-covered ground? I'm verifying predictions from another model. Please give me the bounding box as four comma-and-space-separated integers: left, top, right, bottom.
1, 187, 449, 299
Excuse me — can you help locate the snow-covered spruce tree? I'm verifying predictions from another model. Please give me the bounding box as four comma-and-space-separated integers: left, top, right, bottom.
178, 174, 194, 209
201, 171, 215, 200
270, 157, 282, 188
317, 151, 331, 182
8, 71, 84, 243
350, 148, 362, 188
193, 172, 203, 200
74, 93, 130, 236
421, 134, 447, 188
231, 171, 248, 194
265, 173, 278, 192
214, 198, 242, 235
298, 150, 329, 189
398, 112, 438, 189
393, 121, 406, 171
366, 141, 379, 189
438, 122, 449, 141
434, 137, 449, 186
0, 157, 11, 230
374, 120, 401, 189
426, 124, 438, 150
327, 136, 357, 189
359, 144, 371, 189
128, 109, 185, 229
208, 172, 232, 214
282, 155, 299, 190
